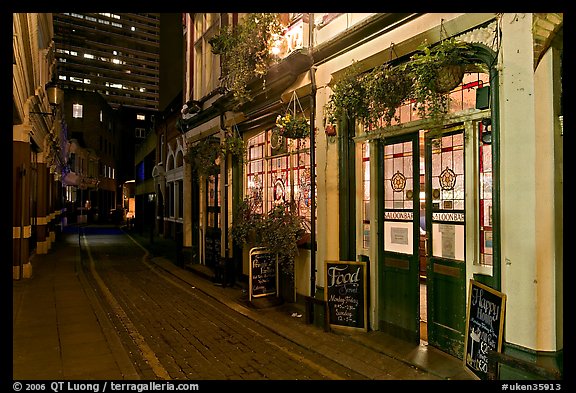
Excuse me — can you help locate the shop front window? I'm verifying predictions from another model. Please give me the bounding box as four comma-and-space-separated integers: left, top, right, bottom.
246, 129, 313, 228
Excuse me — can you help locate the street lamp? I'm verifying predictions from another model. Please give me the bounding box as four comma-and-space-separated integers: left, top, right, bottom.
30, 82, 64, 117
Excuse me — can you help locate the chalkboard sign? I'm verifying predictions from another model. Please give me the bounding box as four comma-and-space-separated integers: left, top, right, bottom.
249, 248, 278, 301
205, 230, 221, 268
325, 261, 367, 331
464, 280, 506, 380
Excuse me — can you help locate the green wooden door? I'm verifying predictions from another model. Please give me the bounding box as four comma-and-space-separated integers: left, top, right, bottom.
425, 127, 467, 358
379, 133, 420, 343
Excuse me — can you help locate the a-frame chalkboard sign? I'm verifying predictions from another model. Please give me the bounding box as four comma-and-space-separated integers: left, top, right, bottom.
249, 247, 278, 302
325, 260, 368, 331
464, 279, 506, 379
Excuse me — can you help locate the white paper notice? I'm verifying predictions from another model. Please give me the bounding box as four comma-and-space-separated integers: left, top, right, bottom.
439, 224, 455, 259
391, 227, 409, 245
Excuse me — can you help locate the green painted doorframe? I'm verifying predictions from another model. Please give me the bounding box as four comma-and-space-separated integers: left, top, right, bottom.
338, 116, 357, 262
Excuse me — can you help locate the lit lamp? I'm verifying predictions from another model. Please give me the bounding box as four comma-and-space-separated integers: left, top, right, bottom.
30, 81, 64, 117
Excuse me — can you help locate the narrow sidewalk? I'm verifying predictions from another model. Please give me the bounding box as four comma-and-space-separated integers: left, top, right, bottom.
12, 232, 139, 380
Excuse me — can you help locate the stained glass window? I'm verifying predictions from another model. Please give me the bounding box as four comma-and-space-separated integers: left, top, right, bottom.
246, 129, 313, 227
384, 141, 413, 210
478, 121, 493, 266
430, 130, 465, 261
383, 140, 414, 255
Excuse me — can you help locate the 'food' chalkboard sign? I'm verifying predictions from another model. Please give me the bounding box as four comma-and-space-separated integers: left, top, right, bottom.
325, 261, 367, 331
249, 248, 278, 301
464, 280, 506, 380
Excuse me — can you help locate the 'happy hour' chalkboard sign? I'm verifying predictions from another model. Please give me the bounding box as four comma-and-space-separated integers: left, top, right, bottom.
464, 280, 506, 380
249, 248, 278, 301
325, 261, 367, 331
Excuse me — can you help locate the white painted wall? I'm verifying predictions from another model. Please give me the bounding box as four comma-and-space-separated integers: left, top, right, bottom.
498, 13, 539, 351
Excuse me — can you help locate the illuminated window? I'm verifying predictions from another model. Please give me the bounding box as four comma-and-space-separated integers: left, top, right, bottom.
72, 103, 83, 118
245, 128, 313, 230
136, 114, 145, 121
429, 130, 465, 261
478, 121, 493, 266
361, 142, 370, 249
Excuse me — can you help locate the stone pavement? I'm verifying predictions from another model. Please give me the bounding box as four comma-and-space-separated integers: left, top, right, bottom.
12, 226, 476, 381
12, 231, 139, 380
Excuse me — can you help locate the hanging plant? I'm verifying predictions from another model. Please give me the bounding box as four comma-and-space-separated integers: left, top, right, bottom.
186, 137, 221, 178
275, 91, 310, 139
275, 113, 310, 139
408, 37, 477, 121
222, 127, 246, 163
210, 13, 284, 108
324, 61, 370, 125
364, 63, 414, 127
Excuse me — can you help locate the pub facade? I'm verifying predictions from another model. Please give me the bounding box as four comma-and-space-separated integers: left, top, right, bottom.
173, 13, 562, 379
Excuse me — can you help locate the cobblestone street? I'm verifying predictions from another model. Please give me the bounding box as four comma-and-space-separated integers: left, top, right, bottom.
80, 228, 368, 380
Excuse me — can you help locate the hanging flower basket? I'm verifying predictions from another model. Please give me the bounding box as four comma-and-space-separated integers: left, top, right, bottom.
275, 91, 310, 139
276, 113, 310, 139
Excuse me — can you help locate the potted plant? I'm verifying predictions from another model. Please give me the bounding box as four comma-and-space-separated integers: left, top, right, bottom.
231, 198, 306, 276
408, 37, 477, 121
230, 198, 265, 246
